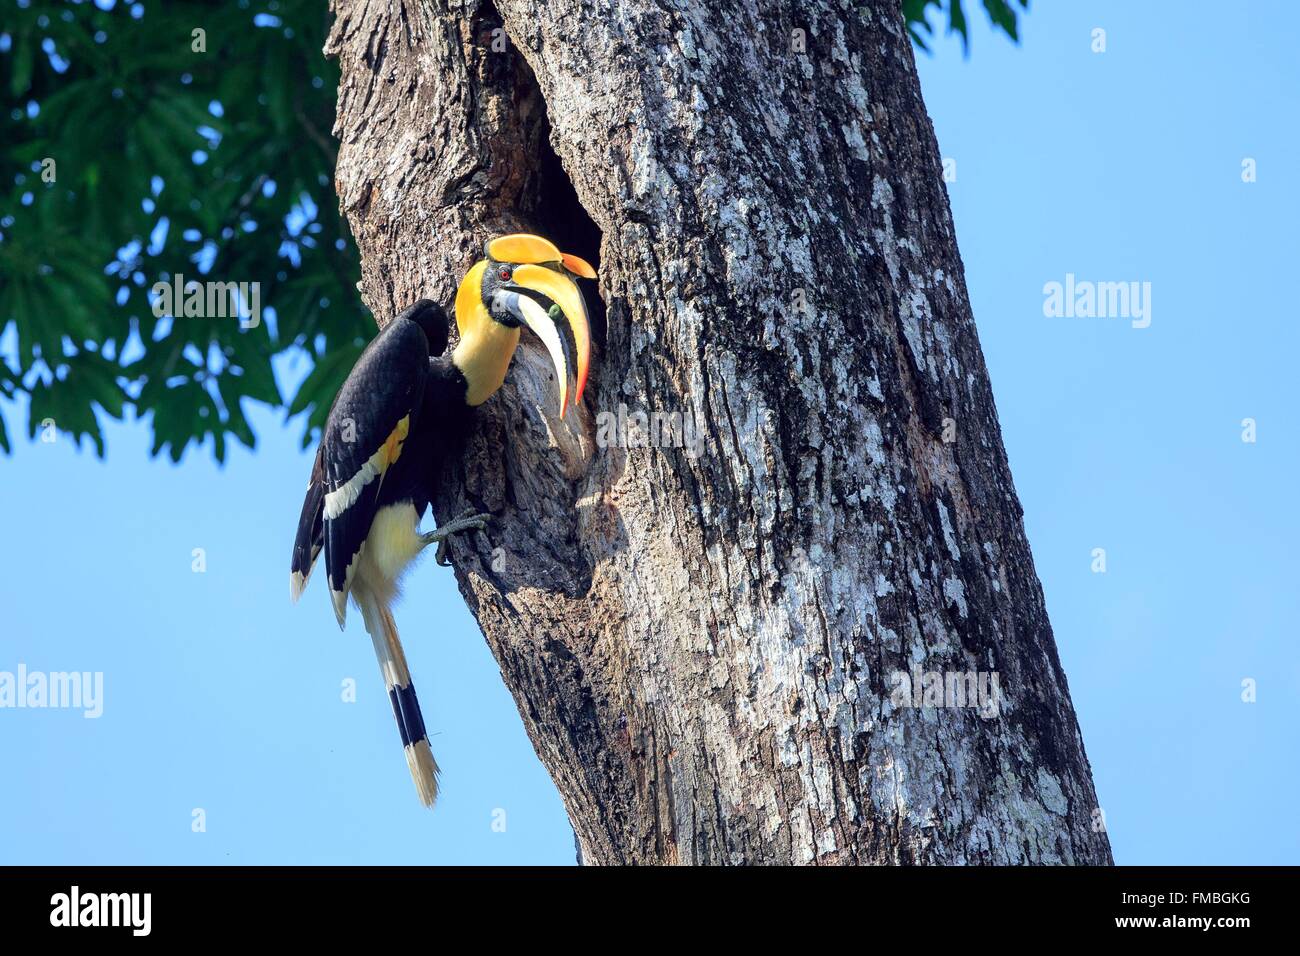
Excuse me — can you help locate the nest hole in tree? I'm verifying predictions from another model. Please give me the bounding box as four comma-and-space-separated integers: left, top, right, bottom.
514, 60, 608, 352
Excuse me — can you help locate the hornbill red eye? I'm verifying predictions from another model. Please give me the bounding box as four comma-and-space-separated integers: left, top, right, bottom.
498, 267, 511, 280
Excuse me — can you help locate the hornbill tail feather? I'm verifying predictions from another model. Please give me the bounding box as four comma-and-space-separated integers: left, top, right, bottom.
290, 472, 326, 603
359, 597, 440, 807
290, 448, 327, 603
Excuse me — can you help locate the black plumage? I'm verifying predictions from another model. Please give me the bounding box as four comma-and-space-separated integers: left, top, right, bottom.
290, 300, 468, 611
289, 299, 470, 807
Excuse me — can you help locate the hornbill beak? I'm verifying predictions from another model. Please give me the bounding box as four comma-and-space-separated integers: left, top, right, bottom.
488, 235, 595, 417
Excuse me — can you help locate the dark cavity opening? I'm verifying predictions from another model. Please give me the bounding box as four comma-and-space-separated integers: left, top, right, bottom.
518, 68, 607, 350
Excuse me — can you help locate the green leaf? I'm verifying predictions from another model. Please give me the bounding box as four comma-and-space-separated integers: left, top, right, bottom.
10, 32, 35, 97
287, 339, 364, 417
28, 376, 106, 457
949, 0, 969, 53
233, 359, 282, 406
70, 353, 128, 420
982, 0, 1020, 42
218, 375, 257, 449
903, 0, 1026, 52
0, 0, 372, 462
147, 380, 203, 462
264, 41, 293, 135
903, 0, 941, 42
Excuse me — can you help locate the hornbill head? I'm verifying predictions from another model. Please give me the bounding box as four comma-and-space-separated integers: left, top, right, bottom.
453, 233, 597, 417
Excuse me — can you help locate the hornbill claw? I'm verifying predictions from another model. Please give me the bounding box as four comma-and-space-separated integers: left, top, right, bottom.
422, 508, 492, 565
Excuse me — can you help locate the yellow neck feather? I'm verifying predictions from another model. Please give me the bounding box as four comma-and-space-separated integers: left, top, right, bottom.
452, 260, 521, 406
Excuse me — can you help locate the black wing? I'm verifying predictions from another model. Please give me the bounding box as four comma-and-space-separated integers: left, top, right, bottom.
289, 311, 435, 625
321, 318, 429, 626
289, 444, 326, 602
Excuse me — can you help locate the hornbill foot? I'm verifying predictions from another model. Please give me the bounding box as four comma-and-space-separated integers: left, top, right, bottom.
421, 509, 491, 566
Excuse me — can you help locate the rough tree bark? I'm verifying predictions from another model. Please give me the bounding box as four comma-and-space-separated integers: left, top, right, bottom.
325, 0, 1113, 865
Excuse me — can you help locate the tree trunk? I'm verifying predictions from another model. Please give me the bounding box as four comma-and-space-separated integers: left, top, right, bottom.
325, 0, 1113, 865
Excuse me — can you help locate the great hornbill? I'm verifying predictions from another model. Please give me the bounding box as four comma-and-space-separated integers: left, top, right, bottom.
290, 233, 596, 807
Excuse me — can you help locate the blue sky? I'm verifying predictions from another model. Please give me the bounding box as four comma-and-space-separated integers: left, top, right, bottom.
2, 1, 1296, 865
